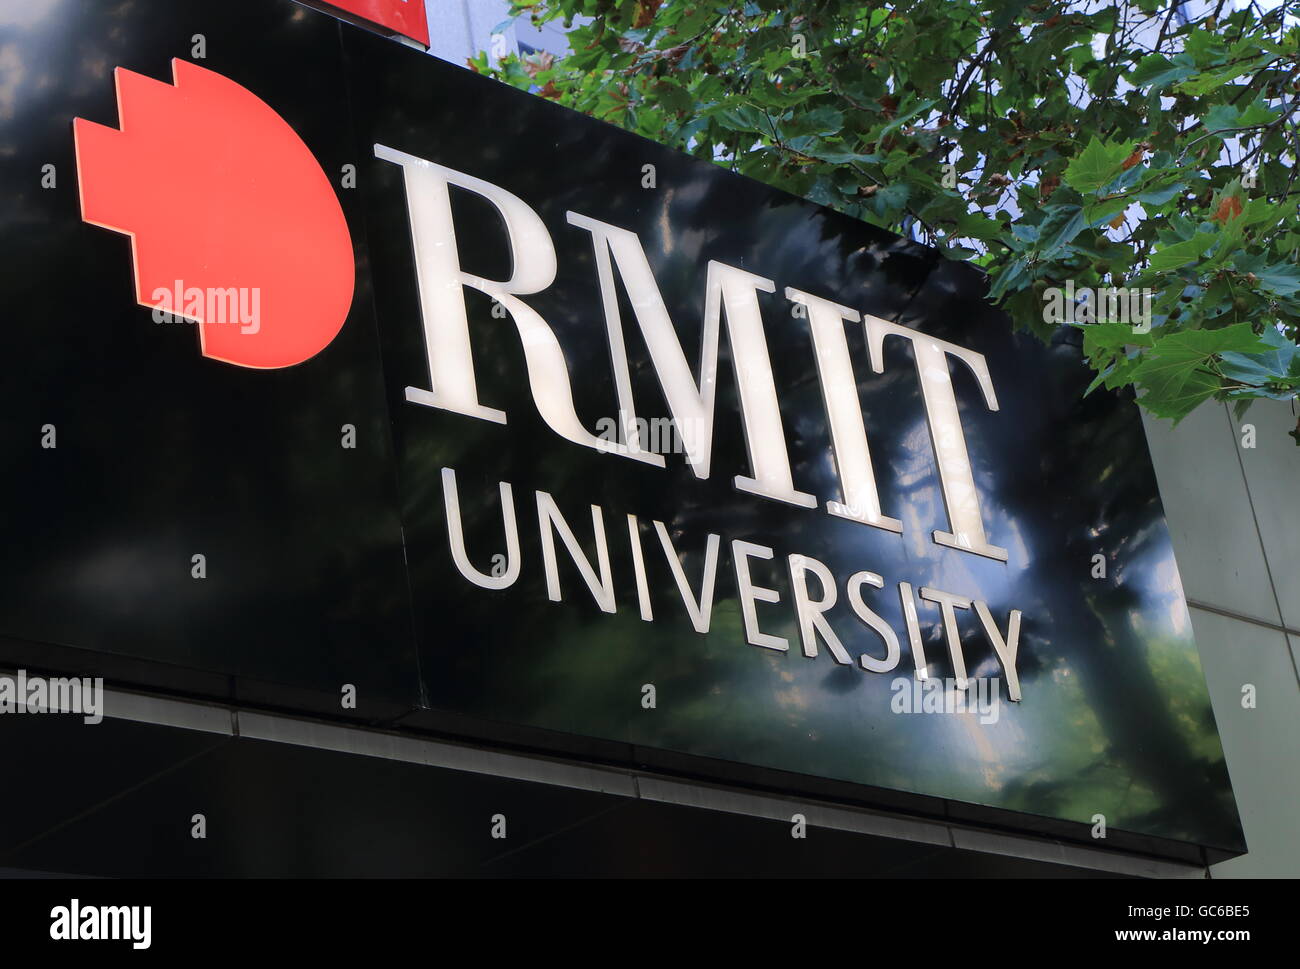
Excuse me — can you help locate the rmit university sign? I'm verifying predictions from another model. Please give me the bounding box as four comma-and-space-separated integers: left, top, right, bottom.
0, 0, 1243, 858
375, 144, 1024, 697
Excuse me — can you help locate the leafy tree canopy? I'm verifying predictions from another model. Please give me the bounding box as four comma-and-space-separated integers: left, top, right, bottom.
473, 0, 1300, 438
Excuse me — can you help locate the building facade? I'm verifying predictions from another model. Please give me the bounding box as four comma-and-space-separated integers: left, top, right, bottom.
0, 0, 1293, 878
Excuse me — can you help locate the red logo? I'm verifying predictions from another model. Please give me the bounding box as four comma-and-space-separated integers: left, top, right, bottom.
326, 1, 429, 46
74, 59, 355, 369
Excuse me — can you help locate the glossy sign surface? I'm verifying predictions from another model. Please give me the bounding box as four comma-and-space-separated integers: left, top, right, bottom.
0, 0, 416, 709
0, 0, 1243, 855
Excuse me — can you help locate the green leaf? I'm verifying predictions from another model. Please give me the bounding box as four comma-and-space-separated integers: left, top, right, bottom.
1133, 324, 1267, 422
1148, 235, 1215, 272
1134, 181, 1185, 206
1202, 103, 1240, 134
1219, 327, 1300, 386
1083, 196, 1129, 228
1085, 348, 1145, 396
1079, 322, 1153, 385
988, 257, 1030, 301
1236, 100, 1280, 127
1174, 58, 1266, 96
1080, 321, 1155, 359
790, 105, 845, 137
1160, 323, 1266, 355
1252, 263, 1300, 298
1239, 197, 1287, 231
1064, 137, 1131, 194
1136, 364, 1220, 422
1183, 31, 1229, 66
877, 97, 937, 140
1128, 53, 1195, 90
1036, 204, 1086, 256
714, 104, 770, 132
801, 146, 882, 165
654, 80, 693, 115
868, 182, 910, 218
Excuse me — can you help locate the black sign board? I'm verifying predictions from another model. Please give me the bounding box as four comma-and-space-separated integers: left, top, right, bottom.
0, 0, 1243, 859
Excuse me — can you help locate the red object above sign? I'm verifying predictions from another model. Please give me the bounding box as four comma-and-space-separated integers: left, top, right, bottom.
322, 0, 429, 46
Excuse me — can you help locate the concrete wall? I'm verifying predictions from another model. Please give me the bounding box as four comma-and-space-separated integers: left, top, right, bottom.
424, 0, 571, 66
1144, 401, 1300, 877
